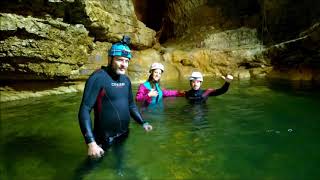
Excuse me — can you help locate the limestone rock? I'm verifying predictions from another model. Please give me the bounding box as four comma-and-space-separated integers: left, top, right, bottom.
265, 22, 320, 80
68, 0, 156, 49
125, 48, 184, 82
0, 13, 93, 80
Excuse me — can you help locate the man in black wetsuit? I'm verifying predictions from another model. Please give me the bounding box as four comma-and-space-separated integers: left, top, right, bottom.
185, 71, 233, 103
78, 36, 152, 159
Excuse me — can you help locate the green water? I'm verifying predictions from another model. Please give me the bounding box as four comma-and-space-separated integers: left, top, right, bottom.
1, 79, 320, 180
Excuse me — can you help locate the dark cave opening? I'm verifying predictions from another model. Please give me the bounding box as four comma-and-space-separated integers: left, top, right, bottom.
132, 0, 167, 41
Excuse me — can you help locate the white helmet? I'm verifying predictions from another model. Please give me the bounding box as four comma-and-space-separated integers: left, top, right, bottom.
189, 71, 203, 82
149, 63, 164, 73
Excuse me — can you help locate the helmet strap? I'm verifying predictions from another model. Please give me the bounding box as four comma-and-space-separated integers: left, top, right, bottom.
108, 56, 113, 65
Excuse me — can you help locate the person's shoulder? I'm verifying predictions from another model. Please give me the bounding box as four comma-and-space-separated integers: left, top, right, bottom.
137, 83, 148, 90
138, 82, 147, 87
86, 68, 107, 82
90, 69, 105, 77
185, 89, 193, 93
184, 89, 192, 95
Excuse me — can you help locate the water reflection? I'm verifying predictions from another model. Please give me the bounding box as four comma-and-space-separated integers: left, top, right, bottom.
136, 100, 164, 115
182, 103, 210, 130
73, 134, 135, 179
2, 136, 66, 180
137, 97, 211, 132
1, 79, 320, 179
266, 79, 320, 95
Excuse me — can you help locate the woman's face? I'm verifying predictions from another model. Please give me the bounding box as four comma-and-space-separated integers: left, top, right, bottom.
152, 69, 162, 82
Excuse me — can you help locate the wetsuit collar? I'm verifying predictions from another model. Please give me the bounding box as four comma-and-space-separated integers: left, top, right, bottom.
190, 89, 201, 93
103, 66, 120, 81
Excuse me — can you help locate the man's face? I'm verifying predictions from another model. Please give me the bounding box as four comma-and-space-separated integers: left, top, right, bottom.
152, 69, 162, 82
190, 80, 202, 90
111, 56, 130, 75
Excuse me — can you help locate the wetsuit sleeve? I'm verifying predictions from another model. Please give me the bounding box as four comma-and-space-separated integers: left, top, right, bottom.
162, 89, 185, 97
129, 80, 147, 125
78, 74, 101, 144
202, 82, 230, 97
135, 84, 152, 103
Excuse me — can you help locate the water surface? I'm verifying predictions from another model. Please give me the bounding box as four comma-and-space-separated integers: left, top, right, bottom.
1, 79, 319, 179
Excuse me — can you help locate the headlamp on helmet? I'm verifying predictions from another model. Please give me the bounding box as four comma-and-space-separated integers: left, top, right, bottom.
108, 35, 132, 59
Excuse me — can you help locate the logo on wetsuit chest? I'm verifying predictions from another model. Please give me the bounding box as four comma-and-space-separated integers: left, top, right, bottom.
111, 82, 125, 87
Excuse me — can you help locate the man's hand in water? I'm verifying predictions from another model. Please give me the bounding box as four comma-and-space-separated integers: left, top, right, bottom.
148, 89, 158, 97
221, 74, 234, 83
143, 122, 153, 132
87, 141, 104, 159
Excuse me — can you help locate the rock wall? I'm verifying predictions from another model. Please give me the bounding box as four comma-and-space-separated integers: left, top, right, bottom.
265, 23, 320, 80
66, 0, 156, 48
158, 0, 319, 81
0, 0, 319, 86
0, 0, 156, 81
260, 0, 320, 44
0, 13, 93, 80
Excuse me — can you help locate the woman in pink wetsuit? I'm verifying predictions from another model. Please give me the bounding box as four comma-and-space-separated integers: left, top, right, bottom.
135, 62, 184, 104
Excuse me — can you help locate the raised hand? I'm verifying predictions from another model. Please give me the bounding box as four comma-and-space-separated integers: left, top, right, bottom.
221, 74, 234, 83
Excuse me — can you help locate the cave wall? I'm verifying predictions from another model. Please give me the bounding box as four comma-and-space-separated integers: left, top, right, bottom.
132, 0, 166, 31
162, 0, 319, 44
260, 0, 320, 44
0, 0, 156, 81
0, 0, 319, 83
158, 0, 319, 80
